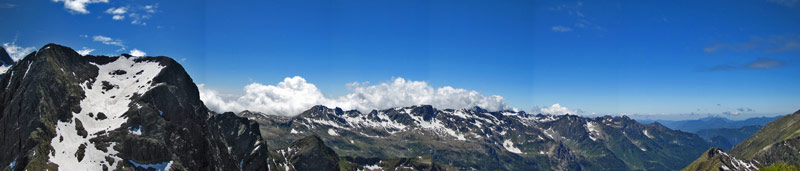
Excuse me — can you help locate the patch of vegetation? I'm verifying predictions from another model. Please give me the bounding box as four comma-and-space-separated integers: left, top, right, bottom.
759, 163, 800, 171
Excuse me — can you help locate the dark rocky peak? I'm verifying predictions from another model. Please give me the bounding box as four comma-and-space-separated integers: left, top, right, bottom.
239, 110, 257, 116
300, 105, 334, 117
646, 121, 669, 130
0, 44, 263, 170
0, 46, 14, 65
208, 112, 269, 170
467, 106, 489, 113
283, 135, 340, 171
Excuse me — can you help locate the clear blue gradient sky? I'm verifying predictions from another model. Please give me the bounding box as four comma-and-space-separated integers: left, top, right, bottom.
1, 0, 799, 119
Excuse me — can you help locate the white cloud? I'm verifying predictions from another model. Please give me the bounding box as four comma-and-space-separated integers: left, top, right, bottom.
551, 26, 573, 32
52, 0, 109, 14
105, 7, 127, 21
128, 4, 158, 26
534, 104, 582, 115
2, 41, 36, 61
105, 6, 127, 15
199, 76, 515, 116
91, 35, 126, 51
76, 47, 95, 56
144, 4, 157, 13
129, 49, 146, 57
102, 4, 157, 25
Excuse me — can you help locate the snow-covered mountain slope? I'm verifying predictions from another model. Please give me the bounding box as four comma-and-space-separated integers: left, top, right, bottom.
0, 44, 267, 170
243, 105, 711, 170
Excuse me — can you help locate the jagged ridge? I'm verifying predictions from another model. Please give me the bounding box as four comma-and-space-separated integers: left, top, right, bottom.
244, 105, 711, 170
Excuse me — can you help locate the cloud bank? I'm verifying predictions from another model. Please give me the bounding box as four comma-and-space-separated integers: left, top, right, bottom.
533, 104, 583, 115
199, 76, 516, 116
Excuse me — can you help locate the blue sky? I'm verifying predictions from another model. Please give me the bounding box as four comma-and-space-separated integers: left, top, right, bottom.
1, 0, 799, 119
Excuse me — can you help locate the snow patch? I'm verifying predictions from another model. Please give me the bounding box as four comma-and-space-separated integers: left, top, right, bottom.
643, 129, 654, 139
363, 164, 381, 170
9, 158, 16, 169
503, 139, 523, 154
130, 125, 142, 135
585, 121, 600, 141
0, 65, 11, 74
407, 111, 467, 141
328, 129, 339, 136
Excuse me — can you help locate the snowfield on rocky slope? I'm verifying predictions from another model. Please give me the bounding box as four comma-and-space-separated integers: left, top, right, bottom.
49, 57, 165, 170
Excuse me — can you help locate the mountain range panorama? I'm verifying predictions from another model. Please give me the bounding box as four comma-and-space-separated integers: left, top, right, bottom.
1, 44, 798, 171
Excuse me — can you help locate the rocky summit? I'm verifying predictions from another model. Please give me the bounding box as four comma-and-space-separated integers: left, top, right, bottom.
245, 105, 711, 170
0, 44, 261, 170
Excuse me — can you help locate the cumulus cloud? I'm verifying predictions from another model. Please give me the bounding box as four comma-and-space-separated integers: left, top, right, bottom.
91, 35, 126, 51
533, 104, 582, 115
129, 49, 146, 57
2, 41, 36, 61
52, 0, 109, 14
199, 76, 515, 116
76, 47, 95, 56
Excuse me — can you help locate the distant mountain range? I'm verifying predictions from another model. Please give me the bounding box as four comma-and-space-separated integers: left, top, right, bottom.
639, 116, 780, 133
242, 105, 711, 170
639, 115, 780, 153
695, 125, 762, 151
684, 109, 800, 170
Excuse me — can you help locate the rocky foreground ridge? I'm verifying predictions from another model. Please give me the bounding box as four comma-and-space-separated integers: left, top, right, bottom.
0, 44, 446, 171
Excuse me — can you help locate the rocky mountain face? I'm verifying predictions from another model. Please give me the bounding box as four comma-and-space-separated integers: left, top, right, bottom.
0, 44, 268, 170
244, 105, 711, 170
0, 44, 448, 171
682, 148, 757, 171
684, 109, 800, 170
267, 134, 451, 171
